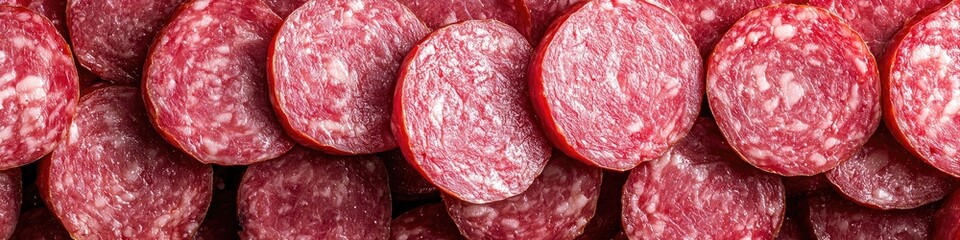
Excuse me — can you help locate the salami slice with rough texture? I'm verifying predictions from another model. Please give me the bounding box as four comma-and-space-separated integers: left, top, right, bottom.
0, 0, 67, 36
11, 207, 69, 240
827, 128, 956, 210
238, 147, 391, 239
394, 20, 551, 204
67, 0, 184, 83
935, 189, 960, 239
398, 0, 521, 30
807, 0, 948, 58
806, 191, 936, 239
514, 0, 580, 42
883, 0, 960, 177
261, 0, 308, 18
390, 203, 464, 240
39, 86, 213, 239
575, 171, 627, 240
443, 153, 602, 240
381, 150, 438, 201
707, 4, 881, 176
647, 0, 790, 57
622, 117, 785, 239
270, 0, 429, 155
144, 0, 294, 165
529, 0, 702, 171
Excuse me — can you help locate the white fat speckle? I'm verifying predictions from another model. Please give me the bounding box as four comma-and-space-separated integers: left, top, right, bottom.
823, 137, 840, 149
773, 24, 797, 40
700, 9, 716, 21
752, 65, 769, 91
810, 153, 827, 166
780, 77, 804, 108
911, 45, 951, 64
348, 0, 364, 10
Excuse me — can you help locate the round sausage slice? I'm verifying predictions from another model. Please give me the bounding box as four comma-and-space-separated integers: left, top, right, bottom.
393, 20, 551, 204
270, 0, 430, 155
40, 86, 213, 239
883, 0, 960, 177
707, 4, 881, 176
443, 153, 602, 240
238, 147, 390, 239
529, 0, 703, 171
0, 6, 78, 170
143, 0, 294, 165
622, 117, 786, 239
648, 0, 791, 57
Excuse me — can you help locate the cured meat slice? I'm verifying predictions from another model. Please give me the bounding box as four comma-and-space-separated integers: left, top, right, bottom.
11, 207, 69, 240
514, 0, 580, 42
238, 147, 390, 239
806, 191, 936, 239
826, 128, 957, 210
529, 0, 702, 171
144, 0, 293, 165
196, 166, 243, 240
381, 150, 438, 201
807, 0, 948, 57
0, 6, 78, 170
0, 169, 19, 240
398, 0, 521, 30
270, 0, 429, 155
575, 171, 627, 240
67, 0, 184, 83
390, 203, 464, 240
783, 174, 831, 199
0, 0, 67, 36
39, 86, 213, 239
707, 4, 881, 176
883, 0, 960, 177
935, 189, 960, 239
622, 117, 785, 239
261, 0, 308, 18
647, 0, 790, 57
393, 20, 551, 204
443, 153, 602, 240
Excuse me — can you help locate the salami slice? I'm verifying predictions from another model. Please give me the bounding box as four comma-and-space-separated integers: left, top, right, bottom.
11, 207, 69, 240
393, 20, 551, 204
575, 171, 627, 240
647, 0, 791, 57
807, 0, 948, 58
622, 117, 786, 239
398, 0, 522, 30
707, 4, 881, 176
238, 147, 391, 239
513, 0, 580, 42
261, 0, 308, 18
529, 0, 703, 171
0, 6, 78, 170
806, 191, 936, 239
883, 0, 960, 177
826, 127, 957, 210
381, 150, 438, 201
270, 0, 429, 155
67, 0, 184, 83
39, 86, 213, 239
143, 0, 294, 165
443, 153, 602, 240
0, 0, 67, 36
935, 189, 960, 239
390, 203, 464, 240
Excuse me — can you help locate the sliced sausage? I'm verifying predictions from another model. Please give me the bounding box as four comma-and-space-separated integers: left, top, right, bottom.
707, 4, 881, 176
648, 0, 792, 57
390, 203, 464, 240
622, 117, 786, 239
270, 0, 430, 155
39, 86, 213, 239
808, 0, 949, 57
806, 191, 936, 239
143, 0, 294, 165
529, 0, 702, 171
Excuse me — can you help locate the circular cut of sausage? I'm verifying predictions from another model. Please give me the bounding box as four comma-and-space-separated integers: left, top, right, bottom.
393, 20, 551, 204
707, 4, 881, 176
622, 117, 786, 239
0, 6, 78, 170
935, 190, 960, 239
238, 147, 391, 239
40, 86, 213, 239
443, 154, 602, 240
529, 0, 703, 171
807, 0, 948, 57
884, 0, 960, 177
390, 203, 464, 240
143, 0, 294, 165
270, 0, 430, 155
826, 128, 957, 210
398, 0, 521, 30
648, 0, 792, 57
806, 191, 936, 239
67, 0, 185, 83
